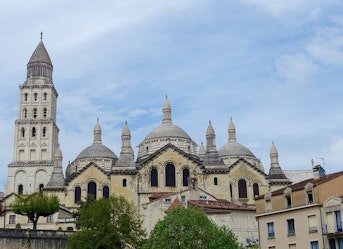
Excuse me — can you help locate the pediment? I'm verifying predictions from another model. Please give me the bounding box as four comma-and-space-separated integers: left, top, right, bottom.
66, 162, 109, 184
323, 196, 342, 207
138, 143, 202, 168
228, 158, 267, 177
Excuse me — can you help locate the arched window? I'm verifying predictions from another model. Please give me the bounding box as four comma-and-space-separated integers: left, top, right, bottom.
33, 108, 37, 118
165, 163, 175, 187
74, 186, 81, 203
122, 179, 127, 187
18, 184, 23, 195
42, 127, 46, 137
32, 127, 36, 137
230, 183, 233, 198
43, 108, 47, 118
43, 92, 47, 101
214, 177, 218, 186
238, 179, 247, 198
23, 109, 27, 118
103, 186, 109, 198
87, 181, 97, 199
151, 168, 158, 187
21, 128, 25, 138
24, 93, 28, 101
34, 93, 38, 101
253, 183, 260, 197
39, 184, 44, 192
183, 168, 190, 186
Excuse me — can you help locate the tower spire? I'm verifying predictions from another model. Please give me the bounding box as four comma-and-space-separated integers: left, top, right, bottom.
162, 95, 172, 124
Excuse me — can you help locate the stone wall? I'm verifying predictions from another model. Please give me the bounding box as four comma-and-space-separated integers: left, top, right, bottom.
0, 228, 70, 249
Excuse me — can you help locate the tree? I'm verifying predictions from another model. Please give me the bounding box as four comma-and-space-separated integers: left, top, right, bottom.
12, 192, 59, 230
143, 207, 243, 249
68, 195, 146, 249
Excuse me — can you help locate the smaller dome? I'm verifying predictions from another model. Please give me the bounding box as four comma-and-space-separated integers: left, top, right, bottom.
75, 119, 117, 160
76, 143, 117, 160
218, 142, 256, 158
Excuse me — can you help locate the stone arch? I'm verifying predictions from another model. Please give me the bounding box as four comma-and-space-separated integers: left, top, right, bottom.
35, 169, 48, 192
15, 170, 27, 194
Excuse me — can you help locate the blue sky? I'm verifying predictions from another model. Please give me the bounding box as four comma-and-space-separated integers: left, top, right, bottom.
1, 1, 343, 192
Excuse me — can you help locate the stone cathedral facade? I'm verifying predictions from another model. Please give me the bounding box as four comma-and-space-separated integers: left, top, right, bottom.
2, 38, 294, 245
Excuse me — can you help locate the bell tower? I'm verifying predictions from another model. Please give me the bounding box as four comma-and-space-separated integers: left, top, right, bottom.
6, 34, 60, 195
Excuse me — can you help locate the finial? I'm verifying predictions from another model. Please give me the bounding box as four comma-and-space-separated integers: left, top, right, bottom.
97, 117, 99, 122
40, 31, 43, 40
272, 141, 274, 145
230, 116, 232, 122
125, 120, 128, 125
209, 120, 211, 125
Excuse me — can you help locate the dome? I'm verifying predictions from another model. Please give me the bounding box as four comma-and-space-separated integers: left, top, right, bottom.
144, 123, 191, 141
137, 96, 196, 160
218, 117, 256, 159
76, 143, 117, 160
218, 141, 256, 158
75, 119, 117, 160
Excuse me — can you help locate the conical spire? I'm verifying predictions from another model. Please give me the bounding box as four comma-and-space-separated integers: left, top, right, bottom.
270, 141, 279, 168
228, 117, 237, 142
46, 144, 65, 188
268, 141, 290, 183
121, 121, 134, 154
116, 121, 135, 167
93, 118, 102, 144
206, 120, 216, 152
162, 95, 172, 124
27, 34, 53, 80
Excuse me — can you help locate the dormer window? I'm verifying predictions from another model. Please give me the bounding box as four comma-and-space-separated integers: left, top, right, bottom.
284, 187, 292, 209
305, 183, 314, 204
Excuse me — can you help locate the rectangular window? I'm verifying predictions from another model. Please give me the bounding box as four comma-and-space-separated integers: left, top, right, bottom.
287, 219, 295, 236
267, 222, 275, 238
46, 215, 53, 223
285, 195, 292, 208
9, 215, 16, 224
165, 198, 171, 203
268, 246, 276, 249
289, 243, 296, 249
28, 217, 33, 223
181, 196, 186, 203
310, 241, 319, 249
308, 215, 317, 233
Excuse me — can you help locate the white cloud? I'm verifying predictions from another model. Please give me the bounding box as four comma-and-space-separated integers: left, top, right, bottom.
306, 25, 343, 67
274, 53, 318, 84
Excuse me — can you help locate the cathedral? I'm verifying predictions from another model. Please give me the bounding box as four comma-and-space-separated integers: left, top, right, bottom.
2, 37, 296, 244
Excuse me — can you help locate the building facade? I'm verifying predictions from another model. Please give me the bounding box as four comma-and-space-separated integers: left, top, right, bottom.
256, 170, 343, 249
2, 37, 298, 244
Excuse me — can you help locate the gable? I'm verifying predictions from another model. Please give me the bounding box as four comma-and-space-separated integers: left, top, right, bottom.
323, 196, 342, 208
229, 159, 267, 180
138, 144, 203, 174
67, 162, 109, 186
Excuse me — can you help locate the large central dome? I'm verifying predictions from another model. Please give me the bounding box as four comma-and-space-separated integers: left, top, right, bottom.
144, 123, 192, 141
137, 96, 197, 161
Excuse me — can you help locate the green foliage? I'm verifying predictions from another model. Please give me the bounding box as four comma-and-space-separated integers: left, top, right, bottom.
68, 195, 146, 249
15, 223, 21, 229
143, 207, 243, 249
12, 192, 59, 230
